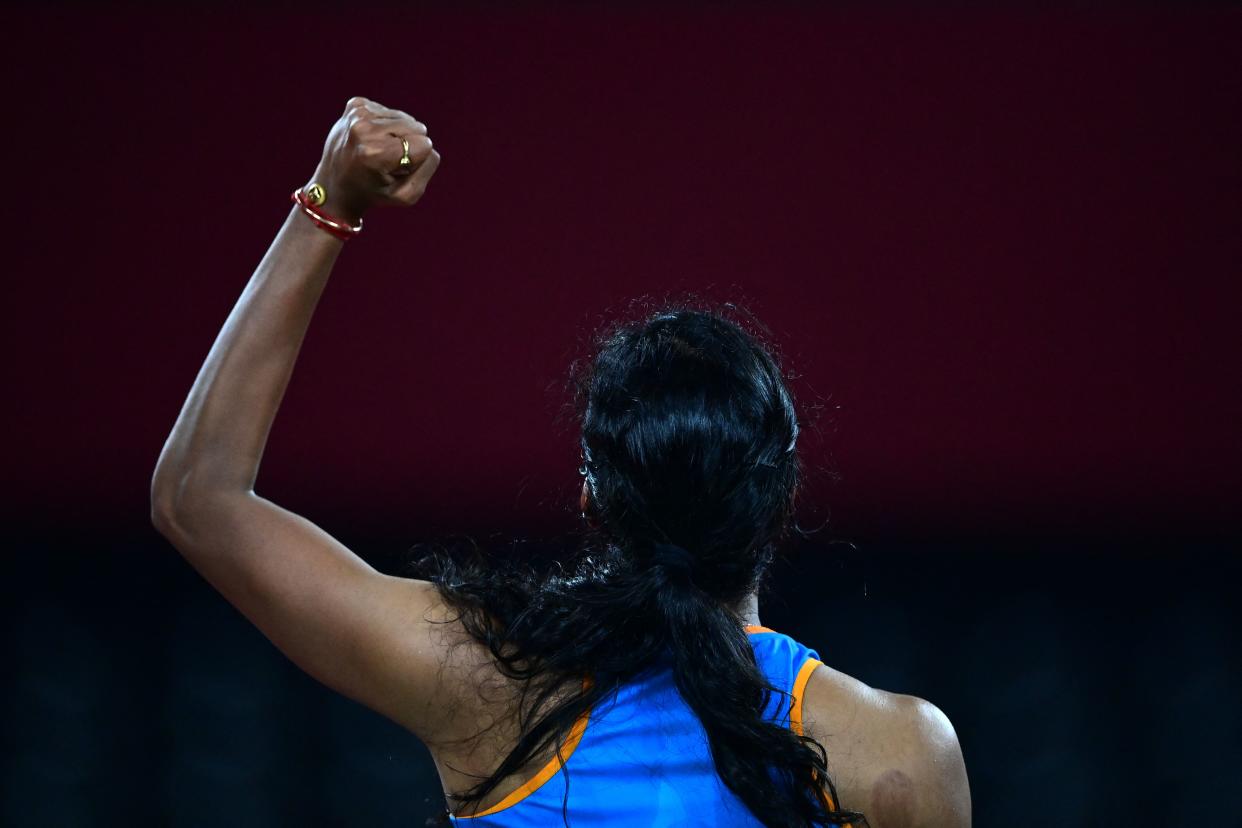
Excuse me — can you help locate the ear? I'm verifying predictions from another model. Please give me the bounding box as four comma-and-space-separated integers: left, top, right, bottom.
579, 481, 601, 530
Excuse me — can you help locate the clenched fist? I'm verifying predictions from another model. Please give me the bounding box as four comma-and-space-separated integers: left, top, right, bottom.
307, 97, 441, 223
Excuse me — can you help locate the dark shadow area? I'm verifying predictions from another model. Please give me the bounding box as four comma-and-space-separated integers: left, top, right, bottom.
2, 527, 1237, 826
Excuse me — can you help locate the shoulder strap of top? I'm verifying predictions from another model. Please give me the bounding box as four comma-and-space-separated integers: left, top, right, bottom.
790, 653, 825, 737
744, 625, 824, 730
450, 677, 593, 821
745, 625, 841, 815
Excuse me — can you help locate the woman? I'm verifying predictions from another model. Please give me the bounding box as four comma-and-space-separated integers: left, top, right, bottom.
151, 97, 971, 827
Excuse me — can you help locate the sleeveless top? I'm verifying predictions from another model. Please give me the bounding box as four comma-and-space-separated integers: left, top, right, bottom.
448, 625, 836, 827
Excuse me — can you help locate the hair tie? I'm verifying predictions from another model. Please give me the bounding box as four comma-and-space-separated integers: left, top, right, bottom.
651, 541, 696, 586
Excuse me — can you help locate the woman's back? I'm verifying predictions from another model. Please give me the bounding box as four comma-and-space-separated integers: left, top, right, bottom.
445, 626, 828, 826
426, 611, 969, 827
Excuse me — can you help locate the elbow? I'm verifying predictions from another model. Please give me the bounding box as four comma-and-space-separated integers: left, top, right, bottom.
150, 449, 252, 541
150, 462, 253, 541
149, 463, 218, 540
150, 495, 178, 539
150, 463, 187, 539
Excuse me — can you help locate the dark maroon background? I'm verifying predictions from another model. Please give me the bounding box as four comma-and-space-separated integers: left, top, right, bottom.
3, 6, 1242, 827
5, 5, 1240, 541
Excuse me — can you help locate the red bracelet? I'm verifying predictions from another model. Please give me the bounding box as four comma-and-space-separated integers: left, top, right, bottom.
290, 188, 363, 241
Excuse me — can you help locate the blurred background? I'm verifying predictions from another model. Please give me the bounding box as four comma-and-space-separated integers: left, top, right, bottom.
2, 3, 1240, 826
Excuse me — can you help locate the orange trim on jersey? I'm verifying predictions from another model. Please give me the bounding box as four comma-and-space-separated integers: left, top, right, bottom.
789, 656, 822, 737
744, 624, 775, 634
789, 656, 847, 818
815, 773, 842, 815
454, 681, 593, 820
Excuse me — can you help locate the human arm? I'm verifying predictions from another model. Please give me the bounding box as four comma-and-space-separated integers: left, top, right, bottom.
803, 666, 972, 827
896, 696, 972, 828
149, 97, 448, 739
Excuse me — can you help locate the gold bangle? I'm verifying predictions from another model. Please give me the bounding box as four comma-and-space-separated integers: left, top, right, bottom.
291, 188, 363, 238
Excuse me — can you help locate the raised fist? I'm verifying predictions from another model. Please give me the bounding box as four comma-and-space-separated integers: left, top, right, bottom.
308, 97, 441, 223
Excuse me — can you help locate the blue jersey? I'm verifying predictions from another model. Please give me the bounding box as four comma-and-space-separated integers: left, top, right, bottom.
449, 626, 832, 827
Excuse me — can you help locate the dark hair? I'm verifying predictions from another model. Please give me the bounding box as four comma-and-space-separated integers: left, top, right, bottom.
414, 301, 868, 827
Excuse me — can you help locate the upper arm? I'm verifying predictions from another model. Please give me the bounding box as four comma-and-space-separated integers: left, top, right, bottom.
901, 697, 972, 828
801, 666, 971, 828
154, 490, 461, 743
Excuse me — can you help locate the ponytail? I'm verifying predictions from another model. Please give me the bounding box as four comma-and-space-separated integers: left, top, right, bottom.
649, 541, 860, 826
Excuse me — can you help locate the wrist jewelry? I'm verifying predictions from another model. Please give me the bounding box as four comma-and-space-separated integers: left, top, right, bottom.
290, 186, 363, 241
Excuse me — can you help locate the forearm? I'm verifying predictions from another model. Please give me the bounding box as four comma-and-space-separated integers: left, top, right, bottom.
151, 96, 438, 537
152, 207, 342, 518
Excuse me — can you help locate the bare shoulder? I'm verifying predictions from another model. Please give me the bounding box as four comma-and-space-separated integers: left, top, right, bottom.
801, 663, 972, 828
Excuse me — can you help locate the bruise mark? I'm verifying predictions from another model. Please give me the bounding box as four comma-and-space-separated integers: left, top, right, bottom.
869, 768, 916, 827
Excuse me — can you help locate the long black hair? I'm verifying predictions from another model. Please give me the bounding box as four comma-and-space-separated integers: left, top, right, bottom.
414, 300, 868, 827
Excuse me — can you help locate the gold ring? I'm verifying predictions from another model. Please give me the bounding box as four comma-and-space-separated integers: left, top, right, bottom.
398, 136, 411, 168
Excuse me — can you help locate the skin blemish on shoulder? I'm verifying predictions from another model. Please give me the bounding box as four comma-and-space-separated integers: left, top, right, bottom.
869, 768, 916, 827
